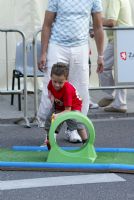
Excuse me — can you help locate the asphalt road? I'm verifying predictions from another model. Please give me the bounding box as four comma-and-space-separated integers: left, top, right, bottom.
0, 117, 134, 200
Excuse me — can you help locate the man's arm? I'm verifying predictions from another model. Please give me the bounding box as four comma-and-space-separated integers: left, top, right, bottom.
102, 0, 119, 27
92, 12, 104, 73
102, 18, 117, 27
38, 11, 56, 71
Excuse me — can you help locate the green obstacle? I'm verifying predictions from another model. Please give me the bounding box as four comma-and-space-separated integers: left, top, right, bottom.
47, 111, 97, 163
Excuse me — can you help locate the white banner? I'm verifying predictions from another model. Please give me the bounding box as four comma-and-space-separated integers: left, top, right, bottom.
0, 0, 48, 90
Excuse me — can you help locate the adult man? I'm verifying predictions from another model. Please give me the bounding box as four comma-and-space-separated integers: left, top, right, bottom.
98, 0, 132, 113
38, 0, 104, 142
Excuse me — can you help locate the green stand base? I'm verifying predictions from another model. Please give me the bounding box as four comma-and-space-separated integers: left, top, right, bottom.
47, 112, 97, 163
47, 144, 96, 163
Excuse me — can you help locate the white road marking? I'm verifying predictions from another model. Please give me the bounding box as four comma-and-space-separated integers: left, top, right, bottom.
92, 117, 134, 122
0, 124, 19, 127
0, 173, 125, 190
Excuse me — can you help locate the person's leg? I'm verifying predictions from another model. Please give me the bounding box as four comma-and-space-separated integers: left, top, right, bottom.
41, 106, 55, 148
66, 119, 88, 143
88, 57, 99, 109
104, 89, 127, 112
66, 118, 86, 143
98, 42, 127, 111
69, 44, 90, 115
99, 42, 115, 97
76, 120, 88, 143
98, 42, 115, 107
112, 89, 127, 109
37, 44, 81, 142
37, 43, 70, 123
65, 119, 82, 143
77, 129, 88, 143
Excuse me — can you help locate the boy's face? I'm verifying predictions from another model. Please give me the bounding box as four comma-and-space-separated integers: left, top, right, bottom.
51, 74, 67, 91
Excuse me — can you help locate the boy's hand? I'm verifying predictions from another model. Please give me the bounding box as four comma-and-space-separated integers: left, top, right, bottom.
52, 113, 59, 121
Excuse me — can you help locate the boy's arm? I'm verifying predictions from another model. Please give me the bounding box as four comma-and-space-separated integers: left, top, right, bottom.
53, 107, 71, 120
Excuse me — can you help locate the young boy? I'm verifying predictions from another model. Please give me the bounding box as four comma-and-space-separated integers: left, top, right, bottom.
42, 62, 88, 149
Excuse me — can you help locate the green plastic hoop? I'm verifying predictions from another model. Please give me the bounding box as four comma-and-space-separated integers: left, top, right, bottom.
47, 111, 97, 163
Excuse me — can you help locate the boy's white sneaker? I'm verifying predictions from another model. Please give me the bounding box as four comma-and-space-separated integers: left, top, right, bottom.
65, 129, 82, 143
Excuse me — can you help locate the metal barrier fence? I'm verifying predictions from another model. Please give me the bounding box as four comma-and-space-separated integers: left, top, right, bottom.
0, 29, 30, 127
90, 26, 134, 90
32, 27, 134, 119
33, 29, 41, 120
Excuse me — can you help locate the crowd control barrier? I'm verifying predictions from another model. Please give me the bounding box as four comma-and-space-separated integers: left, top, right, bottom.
89, 26, 134, 91
0, 29, 30, 127
32, 29, 42, 120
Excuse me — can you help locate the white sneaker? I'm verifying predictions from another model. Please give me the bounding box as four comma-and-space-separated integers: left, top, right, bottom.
89, 100, 99, 109
37, 117, 45, 128
65, 129, 82, 143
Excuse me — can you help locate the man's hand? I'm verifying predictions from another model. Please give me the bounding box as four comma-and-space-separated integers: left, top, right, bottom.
89, 30, 95, 38
38, 53, 47, 72
96, 56, 104, 73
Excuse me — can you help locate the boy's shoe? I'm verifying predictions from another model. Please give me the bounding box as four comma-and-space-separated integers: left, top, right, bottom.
65, 129, 82, 143
89, 100, 99, 109
46, 139, 51, 150
40, 133, 57, 148
40, 139, 51, 150
40, 136, 48, 147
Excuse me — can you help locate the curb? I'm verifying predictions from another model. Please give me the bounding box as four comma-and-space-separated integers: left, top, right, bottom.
0, 112, 134, 124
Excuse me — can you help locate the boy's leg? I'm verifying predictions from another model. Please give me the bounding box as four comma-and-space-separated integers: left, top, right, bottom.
76, 121, 88, 143
67, 119, 88, 144
77, 128, 88, 144
41, 106, 55, 149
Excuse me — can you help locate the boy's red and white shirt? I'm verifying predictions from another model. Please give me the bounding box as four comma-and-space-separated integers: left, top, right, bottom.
48, 80, 82, 111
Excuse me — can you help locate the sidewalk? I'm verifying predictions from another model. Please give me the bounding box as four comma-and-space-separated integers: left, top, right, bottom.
0, 89, 134, 123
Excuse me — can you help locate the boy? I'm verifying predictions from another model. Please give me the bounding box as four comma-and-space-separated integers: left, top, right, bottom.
42, 62, 88, 149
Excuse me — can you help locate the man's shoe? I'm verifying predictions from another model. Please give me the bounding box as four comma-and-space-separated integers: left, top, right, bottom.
65, 129, 82, 143
98, 98, 114, 107
104, 106, 127, 113
37, 117, 45, 128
